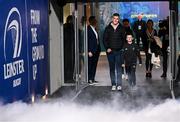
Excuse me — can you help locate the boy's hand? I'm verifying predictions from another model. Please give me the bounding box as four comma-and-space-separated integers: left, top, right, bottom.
139, 60, 142, 66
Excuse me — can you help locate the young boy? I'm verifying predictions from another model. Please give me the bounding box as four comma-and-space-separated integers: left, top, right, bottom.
122, 33, 142, 90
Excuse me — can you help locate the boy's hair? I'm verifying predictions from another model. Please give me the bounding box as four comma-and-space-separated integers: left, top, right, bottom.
125, 32, 133, 38
113, 13, 120, 17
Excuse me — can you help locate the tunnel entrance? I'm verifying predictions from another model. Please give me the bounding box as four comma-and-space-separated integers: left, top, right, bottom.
56, 0, 180, 100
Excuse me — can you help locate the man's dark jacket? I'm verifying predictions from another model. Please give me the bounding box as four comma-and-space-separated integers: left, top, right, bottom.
88, 25, 100, 53
103, 23, 125, 51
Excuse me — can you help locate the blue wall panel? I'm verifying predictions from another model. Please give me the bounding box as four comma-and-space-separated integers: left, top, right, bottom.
26, 0, 49, 96
0, 0, 49, 103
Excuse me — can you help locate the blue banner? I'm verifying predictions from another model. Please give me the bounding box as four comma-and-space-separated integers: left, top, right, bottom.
26, 0, 49, 96
0, 0, 49, 103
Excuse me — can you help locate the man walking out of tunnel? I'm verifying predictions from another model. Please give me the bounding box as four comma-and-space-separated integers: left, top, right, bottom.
87, 16, 101, 84
103, 13, 125, 91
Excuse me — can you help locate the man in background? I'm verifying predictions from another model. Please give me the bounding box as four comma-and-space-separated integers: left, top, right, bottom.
133, 14, 146, 50
64, 15, 75, 83
87, 16, 101, 84
158, 17, 169, 78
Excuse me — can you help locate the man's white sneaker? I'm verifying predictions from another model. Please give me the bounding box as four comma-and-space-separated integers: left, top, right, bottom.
117, 86, 122, 91
111, 86, 116, 91
92, 80, 99, 85
88, 80, 94, 85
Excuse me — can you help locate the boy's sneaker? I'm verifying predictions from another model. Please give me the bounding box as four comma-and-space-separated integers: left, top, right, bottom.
111, 85, 116, 91
117, 86, 122, 91
122, 74, 125, 79
125, 75, 128, 80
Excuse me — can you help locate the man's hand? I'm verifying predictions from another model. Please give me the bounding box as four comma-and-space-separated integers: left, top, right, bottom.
107, 48, 112, 53
88, 52, 93, 57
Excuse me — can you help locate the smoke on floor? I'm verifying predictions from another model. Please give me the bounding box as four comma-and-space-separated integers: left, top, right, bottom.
0, 98, 180, 122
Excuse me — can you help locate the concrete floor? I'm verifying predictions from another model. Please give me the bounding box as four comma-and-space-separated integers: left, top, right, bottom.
52, 55, 180, 108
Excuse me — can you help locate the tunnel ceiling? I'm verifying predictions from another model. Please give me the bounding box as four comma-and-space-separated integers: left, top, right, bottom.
64, 0, 172, 3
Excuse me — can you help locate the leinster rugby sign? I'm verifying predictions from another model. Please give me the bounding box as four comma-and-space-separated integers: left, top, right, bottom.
0, 0, 49, 103
0, 3, 28, 102
3, 7, 24, 85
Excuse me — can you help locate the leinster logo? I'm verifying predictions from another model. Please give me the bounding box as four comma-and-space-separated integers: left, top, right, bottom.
4, 7, 22, 60
3, 7, 24, 80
